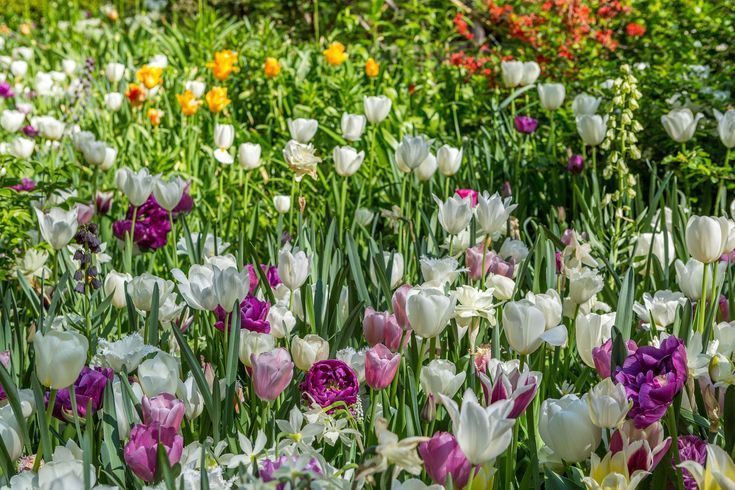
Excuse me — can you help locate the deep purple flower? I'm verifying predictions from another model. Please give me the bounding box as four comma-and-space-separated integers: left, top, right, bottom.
8, 178, 36, 192
554, 251, 563, 274
214, 296, 270, 333
0, 82, 14, 99
419, 432, 473, 488
50, 366, 113, 420
112, 192, 191, 251
593, 338, 638, 378
246, 264, 281, 295
501, 180, 512, 198
124, 423, 183, 482
300, 359, 359, 409
95, 191, 113, 215
567, 154, 584, 174
21, 125, 38, 138
719, 294, 730, 322
260, 456, 322, 489
614, 336, 687, 428
676, 435, 707, 490
514, 115, 538, 134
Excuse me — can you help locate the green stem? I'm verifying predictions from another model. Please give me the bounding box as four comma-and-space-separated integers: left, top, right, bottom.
32, 389, 56, 472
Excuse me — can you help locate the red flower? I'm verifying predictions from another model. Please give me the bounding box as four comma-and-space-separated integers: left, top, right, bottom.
626, 22, 646, 37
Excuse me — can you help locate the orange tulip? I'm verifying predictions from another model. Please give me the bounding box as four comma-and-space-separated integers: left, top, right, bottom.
206, 87, 230, 113
136, 65, 163, 89
365, 58, 379, 78
264, 57, 281, 78
323, 42, 348, 66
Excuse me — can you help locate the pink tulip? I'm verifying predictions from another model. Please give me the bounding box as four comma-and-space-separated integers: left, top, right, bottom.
419, 432, 473, 487
465, 245, 492, 281
592, 338, 638, 378
363, 307, 405, 352
141, 393, 185, 432
391, 284, 413, 329
455, 189, 478, 207
124, 423, 183, 482
76, 203, 95, 225
250, 348, 293, 401
480, 364, 541, 418
365, 343, 400, 390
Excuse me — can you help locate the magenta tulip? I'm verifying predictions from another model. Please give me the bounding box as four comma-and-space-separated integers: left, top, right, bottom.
363, 307, 405, 352
365, 343, 400, 390
419, 432, 473, 487
124, 423, 183, 482
141, 393, 186, 432
250, 348, 293, 401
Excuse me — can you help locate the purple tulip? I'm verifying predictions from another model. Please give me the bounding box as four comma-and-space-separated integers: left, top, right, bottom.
246, 264, 281, 295
614, 336, 687, 428
363, 308, 405, 352
676, 435, 707, 490
8, 178, 36, 192
50, 366, 113, 420
0, 352, 11, 402
592, 338, 638, 378
501, 180, 512, 198
514, 115, 538, 134
124, 423, 184, 482
141, 393, 185, 432
465, 245, 492, 281
0, 81, 14, 99
719, 294, 730, 322
260, 456, 322, 489
567, 154, 584, 174
300, 359, 359, 409
214, 296, 270, 333
419, 432, 473, 487
365, 343, 401, 390
22, 125, 38, 138
112, 192, 192, 251
489, 254, 515, 278
251, 349, 293, 401
95, 191, 113, 215
481, 364, 541, 418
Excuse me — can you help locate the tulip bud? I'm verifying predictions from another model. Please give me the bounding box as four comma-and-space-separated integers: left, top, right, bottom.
501, 61, 524, 87
572, 94, 601, 116
539, 394, 602, 462
34, 330, 89, 389
661, 108, 703, 143
138, 352, 180, 397
364, 95, 391, 124
520, 61, 540, 86
714, 109, 735, 148
9, 137, 35, 159
686, 215, 729, 263
238, 331, 275, 367
116, 167, 154, 207
291, 334, 329, 371
436, 145, 462, 176
369, 251, 404, 290
104, 270, 132, 309
576, 115, 608, 146
153, 175, 186, 212
587, 378, 631, 428
273, 195, 291, 214
538, 83, 566, 111
340, 113, 366, 141
250, 348, 293, 401
238, 142, 262, 170
105, 62, 126, 83
576, 312, 615, 368
395, 135, 430, 171
278, 248, 310, 291
568, 267, 604, 304
333, 145, 365, 177
104, 92, 124, 111
433, 193, 473, 236
184, 80, 206, 98
287, 118, 318, 143
1, 110, 26, 132
365, 343, 401, 390
407, 288, 456, 339
141, 393, 185, 431
363, 307, 404, 351
392, 283, 413, 329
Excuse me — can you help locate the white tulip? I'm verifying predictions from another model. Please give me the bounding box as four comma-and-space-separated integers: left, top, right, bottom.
1, 110, 25, 132
103, 270, 132, 309
520, 61, 541, 86
72, 130, 95, 151
355, 208, 375, 226
633, 290, 686, 331
273, 195, 291, 214
414, 153, 438, 181
34, 330, 89, 389
62, 59, 76, 76
35, 116, 65, 140
433, 194, 473, 236
420, 256, 462, 288
278, 248, 310, 291
476, 192, 517, 238
105, 62, 125, 83
420, 359, 466, 401
127, 273, 176, 312
499, 239, 529, 263
538, 83, 566, 110
137, 352, 180, 396
288, 118, 318, 143
364, 95, 392, 124
539, 394, 601, 462
38, 440, 96, 489
283, 139, 321, 181
337, 347, 367, 383
661, 108, 704, 143
633, 232, 675, 270
115, 167, 154, 207
526, 289, 563, 330
81, 140, 107, 167
239, 331, 275, 367
714, 109, 735, 148
503, 300, 567, 355
153, 175, 186, 212
501, 61, 524, 88
407, 288, 456, 338
212, 265, 249, 312
0, 406, 24, 460
34, 207, 78, 250
14, 48, 33, 60
576, 114, 608, 146
440, 389, 515, 465
436, 145, 462, 176
185, 80, 206, 98
572, 94, 601, 116
104, 92, 124, 111
214, 124, 234, 150
487, 274, 516, 301
94, 333, 157, 372
238, 142, 262, 170
267, 304, 296, 339
587, 378, 631, 429
567, 268, 604, 305
369, 251, 404, 290
101, 146, 117, 171
177, 375, 203, 420
575, 312, 615, 368
341, 113, 366, 141
148, 54, 168, 68
395, 135, 430, 172
10, 60, 28, 77
675, 259, 725, 300
686, 215, 729, 263
333, 145, 365, 177
9, 137, 35, 159
291, 334, 329, 371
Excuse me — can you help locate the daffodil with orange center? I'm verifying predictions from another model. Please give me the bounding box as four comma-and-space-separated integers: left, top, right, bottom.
323, 42, 348, 66
125, 83, 146, 107
207, 50, 239, 81
206, 87, 230, 113
176, 90, 201, 116
365, 58, 379, 78
136, 65, 163, 89
264, 57, 281, 78
147, 108, 163, 126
